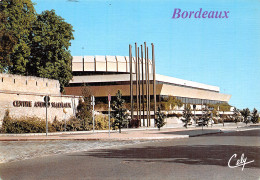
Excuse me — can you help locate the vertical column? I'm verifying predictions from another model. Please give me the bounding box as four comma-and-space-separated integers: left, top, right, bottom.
138, 47, 141, 125
135, 43, 139, 121
152, 43, 156, 127
144, 42, 148, 126
83, 56, 85, 72
141, 45, 145, 127
129, 45, 133, 120
147, 47, 150, 127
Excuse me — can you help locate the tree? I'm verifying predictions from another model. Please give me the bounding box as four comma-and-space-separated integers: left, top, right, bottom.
0, 22, 17, 72
164, 96, 183, 111
201, 106, 210, 129
240, 108, 251, 125
76, 86, 92, 130
1, 1, 74, 92
111, 90, 128, 133
182, 104, 192, 128
0, 0, 36, 74
251, 108, 259, 124
155, 107, 166, 130
233, 107, 240, 128
29, 10, 74, 92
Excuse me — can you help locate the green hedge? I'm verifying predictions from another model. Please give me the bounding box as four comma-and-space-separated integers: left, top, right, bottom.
1, 110, 115, 133
1, 110, 55, 133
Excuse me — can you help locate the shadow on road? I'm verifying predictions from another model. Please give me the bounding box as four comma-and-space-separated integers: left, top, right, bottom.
206, 129, 260, 137
71, 145, 260, 169
154, 129, 221, 136
155, 128, 260, 137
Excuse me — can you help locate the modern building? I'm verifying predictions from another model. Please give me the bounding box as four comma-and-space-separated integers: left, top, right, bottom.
64, 55, 232, 126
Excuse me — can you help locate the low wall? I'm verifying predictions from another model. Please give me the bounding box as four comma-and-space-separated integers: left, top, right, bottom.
0, 74, 79, 127
0, 91, 79, 126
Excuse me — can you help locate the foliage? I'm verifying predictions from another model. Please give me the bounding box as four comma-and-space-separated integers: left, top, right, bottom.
155, 107, 166, 130
162, 96, 183, 111
0, 1, 74, 92
251, 108, 259, 124
0, 0, 36, 73
201, 107, 211, 126
111, 90, 129, 133
29, 10, 74, 92
94, 114, 111, 130
64, 116, 81, 131
1, 110, 55, 133
76, 86, 93, 131
0, 29, 17, 72
240, 108, 251, 125
182, 104, 192, 128
208, 102, 231, 112
51, 116, 63, 131
233, 107, 240, 125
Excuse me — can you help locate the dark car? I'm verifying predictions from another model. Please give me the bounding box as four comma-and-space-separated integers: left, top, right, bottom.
197, 120, 208, 126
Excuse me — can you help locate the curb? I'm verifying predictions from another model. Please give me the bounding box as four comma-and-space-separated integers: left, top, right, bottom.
0, 135, 189, 141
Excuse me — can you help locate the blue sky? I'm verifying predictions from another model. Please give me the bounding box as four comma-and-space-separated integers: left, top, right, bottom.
34, 0, 260, 111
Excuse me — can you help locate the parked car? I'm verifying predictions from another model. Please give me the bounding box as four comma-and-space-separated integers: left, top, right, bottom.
197, 120, 208, 126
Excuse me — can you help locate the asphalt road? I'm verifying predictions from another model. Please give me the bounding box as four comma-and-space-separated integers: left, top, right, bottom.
0, 129, 259, 180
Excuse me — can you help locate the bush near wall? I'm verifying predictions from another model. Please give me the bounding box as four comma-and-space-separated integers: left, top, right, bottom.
95, 114, 111, 130
0, 110, 115, 133
1, 110, 55, 133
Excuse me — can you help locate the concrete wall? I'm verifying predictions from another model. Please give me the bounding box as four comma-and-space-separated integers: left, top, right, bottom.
95, 56, 107, 72
0, 74, 60, 95
0, 74, 79, 126
64, 82, 231, 102
0, 93, 78, 125
84, 56, 95, 71
71, 55, 153, 74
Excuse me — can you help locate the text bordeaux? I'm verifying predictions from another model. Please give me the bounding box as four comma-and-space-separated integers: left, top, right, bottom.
172, 8, 229, 19
13, 101, 71, 108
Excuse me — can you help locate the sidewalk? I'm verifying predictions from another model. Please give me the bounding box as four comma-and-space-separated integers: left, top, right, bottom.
0, 127, 238, 142
0, 123, 259, 141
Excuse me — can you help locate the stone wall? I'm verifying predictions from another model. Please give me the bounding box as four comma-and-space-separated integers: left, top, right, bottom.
0, 74, 79, 126
0, 73, 60, 95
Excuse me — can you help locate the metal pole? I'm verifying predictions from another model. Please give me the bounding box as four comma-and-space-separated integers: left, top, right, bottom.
141, 45, 145, 127
83, 55, 84, 72
135, 43, 139, 121
147, 47, 150, 127
65, 113, 66, 132
194, 109, 196, 127
152, 43, 156, 127
144, 42, 148, 127
109, 100, 110, 137
138, 47, 141, 125
129, 45, 133, 120
45, 98, 48, 136
92, 95, 95, 133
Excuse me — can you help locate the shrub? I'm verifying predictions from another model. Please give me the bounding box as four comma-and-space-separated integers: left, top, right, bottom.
218, 118, 223, 123
155, 107, 166, 130
212, 117, 219, 124
1, 110, 55, 133
52, 116, 63, 131
95, 114, 110, 130
66, 116, 83, 131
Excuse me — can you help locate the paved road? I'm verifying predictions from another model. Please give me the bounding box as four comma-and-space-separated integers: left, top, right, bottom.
0, 129, 259, 180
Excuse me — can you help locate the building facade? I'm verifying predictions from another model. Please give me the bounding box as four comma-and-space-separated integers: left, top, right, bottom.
64, 55, 232, 126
